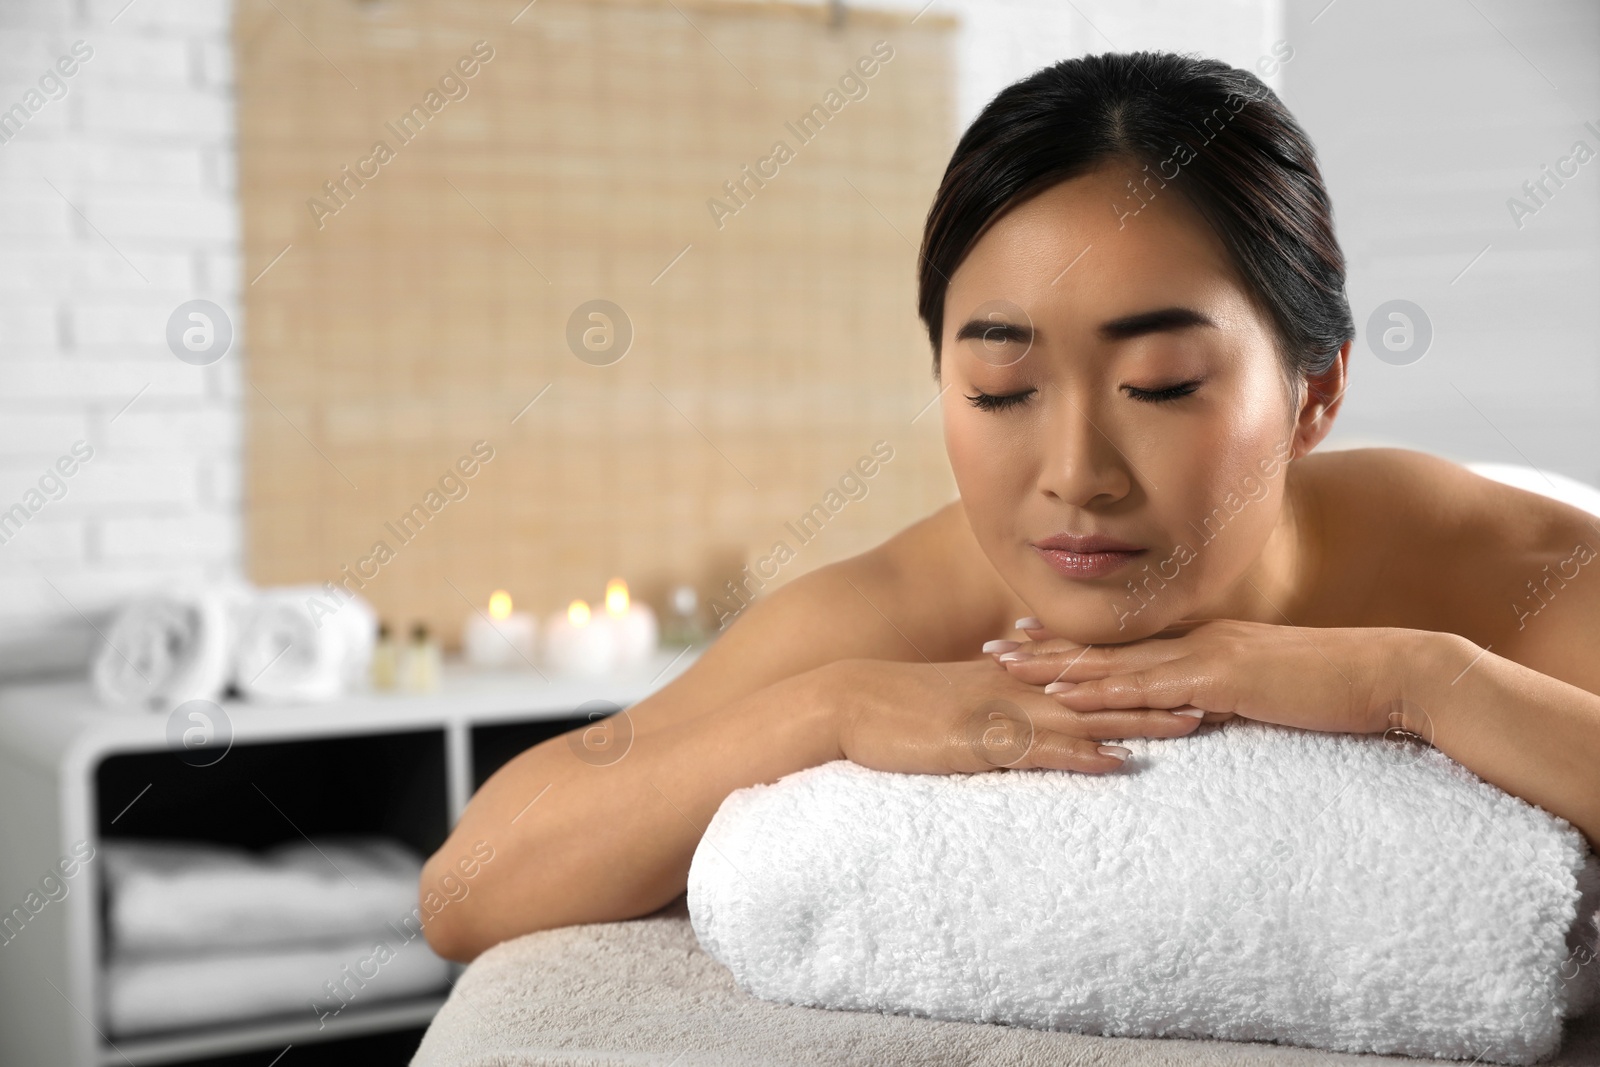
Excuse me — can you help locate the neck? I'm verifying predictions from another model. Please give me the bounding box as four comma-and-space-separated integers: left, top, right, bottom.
1197, 458, 1324, 627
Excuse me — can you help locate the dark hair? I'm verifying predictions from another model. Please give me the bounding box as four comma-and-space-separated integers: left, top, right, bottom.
917, 51, 1354, 389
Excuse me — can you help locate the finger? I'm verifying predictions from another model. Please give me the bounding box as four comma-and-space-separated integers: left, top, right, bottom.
1013, 615, 1056, 642
1032, 703, 1205, 741
1006, 689, 1202, 735
1005, 634, 1085, 656
955, 700, 1199, 774
979, 617, 1068, 659
1000, 643, 1179, 686
1047, 691, 1232, 725
1051, 669, 1216, 714
981, 638, 1022, 660
958, 719, 1132, 773
1011, 731, 1136, 774
999, 648, 1100, 686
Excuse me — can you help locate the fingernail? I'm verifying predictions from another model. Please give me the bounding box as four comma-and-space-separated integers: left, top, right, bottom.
1015, 616, 1042, 630
998, 650, 1032, 662
1172, 708, 1204, 719
1043, 681, 1076, 694
1098, 745, 1131, 761
982, 639, 1020, 654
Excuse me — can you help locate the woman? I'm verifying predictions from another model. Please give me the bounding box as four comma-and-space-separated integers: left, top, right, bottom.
421, 52, 1600, 961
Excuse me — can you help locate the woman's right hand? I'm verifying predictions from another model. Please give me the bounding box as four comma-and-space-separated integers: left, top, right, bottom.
821, 656, 1206, 776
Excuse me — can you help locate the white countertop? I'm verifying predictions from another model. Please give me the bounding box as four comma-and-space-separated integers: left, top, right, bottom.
0, 646, 702, 771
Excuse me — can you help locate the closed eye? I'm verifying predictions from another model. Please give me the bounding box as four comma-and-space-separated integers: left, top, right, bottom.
1124, 379, 1202, 404
965, 388, 1035, 412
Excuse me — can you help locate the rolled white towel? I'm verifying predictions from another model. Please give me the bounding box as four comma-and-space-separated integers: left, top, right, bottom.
102, 837, 429, 956
234, 585, 376, 703
91, 580, 253, 710
106, 931, 450, 1037
689, 719, 1600, 1065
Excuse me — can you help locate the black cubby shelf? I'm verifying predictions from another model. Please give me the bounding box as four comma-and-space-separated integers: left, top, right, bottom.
0, 649, 697, 1067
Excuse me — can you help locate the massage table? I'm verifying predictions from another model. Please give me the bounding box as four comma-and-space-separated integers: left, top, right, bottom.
412, 893, 1600, 1067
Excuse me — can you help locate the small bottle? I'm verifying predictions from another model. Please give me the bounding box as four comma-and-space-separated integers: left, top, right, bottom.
370, 622, 398, 690
400, 622, 441, 693
661, 584, 707, 647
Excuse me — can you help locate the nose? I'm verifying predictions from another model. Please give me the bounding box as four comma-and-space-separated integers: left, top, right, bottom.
1035, 385, 1133, 508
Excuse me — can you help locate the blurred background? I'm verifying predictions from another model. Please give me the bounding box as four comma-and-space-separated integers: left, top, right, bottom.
0, 0, 1593, 677
0, 0, 1597, 1063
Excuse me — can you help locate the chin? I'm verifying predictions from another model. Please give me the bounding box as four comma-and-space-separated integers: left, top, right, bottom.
1052, 617, 1161, 645
1036, 592, 1179, 644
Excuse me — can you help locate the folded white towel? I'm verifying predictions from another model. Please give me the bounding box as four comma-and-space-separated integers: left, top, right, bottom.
688, 719, 1600, 1065
103, 837, 427, 955
91, 580, 252, 709
233, 585, 376, 702
105, 932, 450, 1037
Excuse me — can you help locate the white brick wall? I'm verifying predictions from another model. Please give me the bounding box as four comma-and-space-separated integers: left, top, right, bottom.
0, 0, 1277, 680
0, 0, 240, 679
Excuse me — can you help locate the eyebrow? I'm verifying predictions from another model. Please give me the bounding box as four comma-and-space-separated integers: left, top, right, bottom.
1098, 306, 1216, 341
953, 319, 1033, 345
951, 306, 1216, 346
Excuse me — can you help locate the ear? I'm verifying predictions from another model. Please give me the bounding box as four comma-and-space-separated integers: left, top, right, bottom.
1289, 339, 1350, 460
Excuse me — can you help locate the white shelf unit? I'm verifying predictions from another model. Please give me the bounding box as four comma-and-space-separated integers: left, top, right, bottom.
0, 648, 699, 1067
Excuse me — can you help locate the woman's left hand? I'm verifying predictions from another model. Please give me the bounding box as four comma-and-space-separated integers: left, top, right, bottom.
988, 617, 1422, 738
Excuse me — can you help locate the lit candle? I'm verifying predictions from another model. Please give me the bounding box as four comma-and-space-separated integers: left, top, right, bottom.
604, 578, 658, 669
462, 589, 538, 669
541, 598, 617, 676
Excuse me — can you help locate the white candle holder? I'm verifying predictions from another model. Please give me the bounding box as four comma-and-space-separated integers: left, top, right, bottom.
462, 590, 538, 669
602, 578, 658, 669
542, 598, 617, 676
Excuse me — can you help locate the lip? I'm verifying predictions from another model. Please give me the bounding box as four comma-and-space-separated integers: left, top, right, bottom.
1034, 532, 1145, 554
1031, 532, 1147, 580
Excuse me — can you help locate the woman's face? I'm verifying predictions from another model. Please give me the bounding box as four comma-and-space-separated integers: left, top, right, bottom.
940, 161, 1304, 643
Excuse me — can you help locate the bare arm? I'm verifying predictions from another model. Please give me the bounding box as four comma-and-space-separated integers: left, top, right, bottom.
420, 504, 1201, 960
1404, 515, 1600, 849
420, 665, 842, 961
418, 522, 980, 961
1402, 629, 1600, 849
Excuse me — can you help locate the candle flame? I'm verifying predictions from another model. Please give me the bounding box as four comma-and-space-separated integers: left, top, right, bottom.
605, 577, 629, 615
568, 599, 591, 627
488, 589, 513, 620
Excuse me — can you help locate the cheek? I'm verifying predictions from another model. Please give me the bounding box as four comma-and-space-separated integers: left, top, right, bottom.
1158, 357, 1292, 502
943, 405, 1031, 519
1123, 377, 1293, 585
1161, 420, 1290, 579
942, 407, 986, 488
941, 393, 983, 485
942, 406, 1041, 580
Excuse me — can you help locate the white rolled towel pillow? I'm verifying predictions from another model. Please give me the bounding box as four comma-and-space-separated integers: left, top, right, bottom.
91, 580, 253, 710
689, 719, 1600, 1065
234, 586, 376, 703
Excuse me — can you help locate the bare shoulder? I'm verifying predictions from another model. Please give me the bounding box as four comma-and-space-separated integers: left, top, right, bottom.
1303, 447, 1600, 691
817, 498, 1029, 661
650, 499, 1021, 726
1303, 446, 1595, 548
